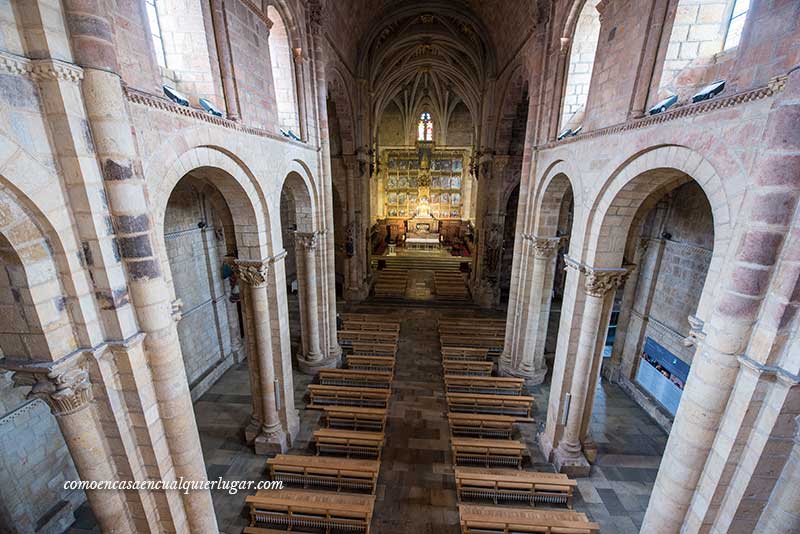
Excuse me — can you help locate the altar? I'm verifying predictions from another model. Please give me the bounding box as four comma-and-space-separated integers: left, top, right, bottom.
406, 235, 440, 251
405, 214, 441, 251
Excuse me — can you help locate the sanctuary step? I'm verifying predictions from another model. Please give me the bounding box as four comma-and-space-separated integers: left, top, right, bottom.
371, 255, 467, 272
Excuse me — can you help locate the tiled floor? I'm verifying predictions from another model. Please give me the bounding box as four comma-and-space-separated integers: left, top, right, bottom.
68, 299, 667, 533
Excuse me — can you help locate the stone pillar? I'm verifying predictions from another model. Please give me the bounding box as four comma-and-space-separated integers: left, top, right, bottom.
235, 261, 287, 454
501, 235, 560, 384
294, 232, 333, 373
20, 360, 133, 533
640, 68, 800, 534
209, 0, 240, 120
755, 416, 800, 533
62, 2, 217, 530
553, 261, 629, 476
292, 47, 308, 141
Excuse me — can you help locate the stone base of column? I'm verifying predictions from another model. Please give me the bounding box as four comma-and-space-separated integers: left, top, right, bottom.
297, 353, 338, 375
499, 362, 547, 386
254, 427, 288, 455
245, 417, 262, 444
344, 284, 370, 302
553, 446, 591, 478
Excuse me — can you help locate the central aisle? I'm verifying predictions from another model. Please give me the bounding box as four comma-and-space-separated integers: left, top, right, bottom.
371, 308, 458, 533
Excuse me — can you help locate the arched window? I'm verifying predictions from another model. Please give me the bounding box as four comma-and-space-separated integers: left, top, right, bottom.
560, 0, 601, 131
724, 0, 750, 50
267, 6, 300, 135
145, 0, 167, 68
418, 112, 433, 141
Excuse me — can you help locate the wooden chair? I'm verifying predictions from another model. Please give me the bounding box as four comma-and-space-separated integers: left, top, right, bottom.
314, 428, 384, 459
457, 504, 599, 534
448, 413, 517, 439
323, 406, 388, 432
443, 360, 494, 376
307, 385, 391, 409
244, 489, 375, 534
267, 454, 381, 494
451, 438, 526, 469
319, 368, 393, 389
447, 392, 535, 419
454, 467, 577, 508
445, 375, 525, 396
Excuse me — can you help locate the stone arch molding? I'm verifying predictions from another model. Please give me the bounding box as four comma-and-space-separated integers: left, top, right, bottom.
582, 145, 733, 320
276, 159, 322, 236
530, 158, 581, 238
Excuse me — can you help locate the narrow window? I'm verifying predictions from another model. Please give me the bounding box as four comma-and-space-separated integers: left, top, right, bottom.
723, 0, 750, 50
145, 0, 167, 68
418, 112, 433, 141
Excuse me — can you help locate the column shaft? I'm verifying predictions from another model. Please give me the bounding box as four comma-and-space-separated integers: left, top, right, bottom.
755, 416, 800, 533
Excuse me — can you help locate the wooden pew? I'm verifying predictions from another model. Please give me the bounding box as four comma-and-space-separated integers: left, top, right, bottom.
448, 413, 516, 439
442, 347, 491, 361
350, 342, 398, 357
267, 454, 381, 494
338, 330, 399, 345
307, 385, 391, 409
445, 375, 525, 396
323, 406, 388, 432
340, 313, 401, 326
457, 504, 599, 534
314, 428, 384, 459
440, 334, 504, 350
244, 489, 375, 534
342, 321, 401, 334
319, 368, 393, 389
451, 438, 526, 469
347, 355, 396, 374
447, 392, 534, 419
441, 317, 506, 326
443, 360, 494, 376
439, 325, 505, 337
454, 467, 577, 508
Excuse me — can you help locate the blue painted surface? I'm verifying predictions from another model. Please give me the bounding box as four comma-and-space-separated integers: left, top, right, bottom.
643, 337, 690, 382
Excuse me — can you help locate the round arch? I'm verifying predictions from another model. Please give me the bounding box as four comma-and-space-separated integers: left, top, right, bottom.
530, 159, 580, 238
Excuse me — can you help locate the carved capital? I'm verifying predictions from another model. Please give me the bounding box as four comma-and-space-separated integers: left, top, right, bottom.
526, 235, 561, 258
171, 298, 184, 322
683, 315, 707, 347
307, 0, 324, 35
235, 260, 270, 288
294, 231, 320, 251
30, 59, 84, 83
584, 268, 630, 297
15, 362, 93, 417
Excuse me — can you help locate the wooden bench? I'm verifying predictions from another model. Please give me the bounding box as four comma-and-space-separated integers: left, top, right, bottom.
442, 347, 491, 361
440, 325, 505, 337
440, 335, 504, 351
340, 313, 401, 326
454, 467, 577, 507
314, 428, 384, 459
338, 330, 399, 345
451, 438, 526, 469
448, 413, 517, 439
319, 368, 393, 389
458, 504, 599, 534
342, 321, 401, 334
447, 392, 534, 419
441, 318, 506, 327
347, 355, 396, 374
267, 454, 381, 494
244, 489, 375, 534
443, 360, 494, 376
445, 375, 525, 396
350, 342, 397, 357
323, 406, 388, 432
307, 385, 391, 409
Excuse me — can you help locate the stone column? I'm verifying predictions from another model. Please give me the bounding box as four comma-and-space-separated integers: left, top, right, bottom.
553, 261, 629, 476
294, 232, 331, 373
235, 261, 287, 454
209, 0, 240, 120
292, 47, 308, 141
502, 235, 560, 384
62, 2, 217, 530
19, 360, 133, 533
755, 416, 800, 533
641, 68, 800, 534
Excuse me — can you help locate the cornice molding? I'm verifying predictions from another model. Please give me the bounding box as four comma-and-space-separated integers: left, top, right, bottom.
0, 52, 84, 83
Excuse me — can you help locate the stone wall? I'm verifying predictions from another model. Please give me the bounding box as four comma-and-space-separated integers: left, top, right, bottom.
446, 102, 473, 146
0, 376, 83, 534
164, 179, 237, 399
378, 102, 405, 146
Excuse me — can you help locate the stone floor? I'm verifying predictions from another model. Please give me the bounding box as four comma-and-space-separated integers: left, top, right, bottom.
68, 299, 667, 534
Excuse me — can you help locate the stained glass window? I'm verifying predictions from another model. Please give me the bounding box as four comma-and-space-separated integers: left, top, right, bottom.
418, 112, 433, 141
